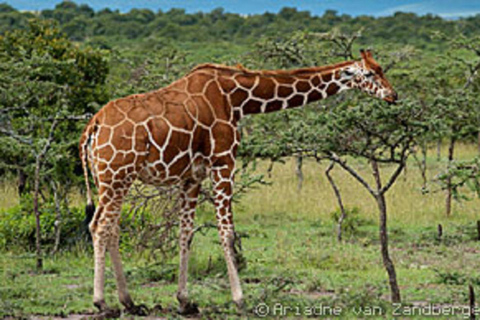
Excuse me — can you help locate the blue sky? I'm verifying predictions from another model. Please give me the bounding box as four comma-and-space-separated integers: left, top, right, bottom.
7, 0, 480, 18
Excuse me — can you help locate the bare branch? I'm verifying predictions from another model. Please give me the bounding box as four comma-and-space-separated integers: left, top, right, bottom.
329, 152, 377, 197
380, 146, 409, 194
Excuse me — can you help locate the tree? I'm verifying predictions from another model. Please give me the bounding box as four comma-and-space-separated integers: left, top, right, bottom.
429, 33, 480, 215
0, 19, 109, 269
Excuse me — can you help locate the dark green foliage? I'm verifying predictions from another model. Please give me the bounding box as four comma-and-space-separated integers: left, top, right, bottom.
0, 197, 84, 250
0, 19, 109, 191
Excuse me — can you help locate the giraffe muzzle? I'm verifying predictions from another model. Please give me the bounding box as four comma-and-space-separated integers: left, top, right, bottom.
384, 92, 398, 105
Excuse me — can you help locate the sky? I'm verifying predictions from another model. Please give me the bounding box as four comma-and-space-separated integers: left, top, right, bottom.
6, 0, 480, 19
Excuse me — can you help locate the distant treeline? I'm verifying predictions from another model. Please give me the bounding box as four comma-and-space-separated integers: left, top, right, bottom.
1, 1, 479, 47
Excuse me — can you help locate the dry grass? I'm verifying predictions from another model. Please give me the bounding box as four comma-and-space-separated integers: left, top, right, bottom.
237, 142, 480, 227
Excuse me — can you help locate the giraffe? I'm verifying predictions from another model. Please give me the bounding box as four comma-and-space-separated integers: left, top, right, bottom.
79, 49, 397, 316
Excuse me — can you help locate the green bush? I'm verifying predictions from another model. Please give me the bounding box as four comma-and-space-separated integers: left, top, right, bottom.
0, 195, 85, 251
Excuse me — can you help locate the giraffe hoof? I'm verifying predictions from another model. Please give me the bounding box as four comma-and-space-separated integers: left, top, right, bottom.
235, 300, 246, 314
90, 308, 121, 319
93, 301, 121, 319
125, 303, 150, 316
177, 301, 199, 315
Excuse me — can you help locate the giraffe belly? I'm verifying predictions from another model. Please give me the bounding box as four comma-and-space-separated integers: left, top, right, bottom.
138, 153, 209, 186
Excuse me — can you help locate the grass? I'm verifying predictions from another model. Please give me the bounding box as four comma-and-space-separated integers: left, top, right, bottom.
1, 143, 480, 319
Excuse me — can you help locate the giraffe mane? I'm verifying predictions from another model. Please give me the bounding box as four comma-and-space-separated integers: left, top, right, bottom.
188, 60, 357, 78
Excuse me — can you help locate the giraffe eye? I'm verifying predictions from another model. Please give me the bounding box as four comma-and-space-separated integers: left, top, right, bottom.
343, 70, 353, 76
365, 71, 374, 77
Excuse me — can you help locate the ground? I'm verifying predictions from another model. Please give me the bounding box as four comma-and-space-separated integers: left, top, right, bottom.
1, 144, 480, 319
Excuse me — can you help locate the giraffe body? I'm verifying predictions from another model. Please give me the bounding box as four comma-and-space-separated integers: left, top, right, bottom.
80, 50, 397, 315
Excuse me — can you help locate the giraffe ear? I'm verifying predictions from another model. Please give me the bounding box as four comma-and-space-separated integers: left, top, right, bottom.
360, 49, 366, 59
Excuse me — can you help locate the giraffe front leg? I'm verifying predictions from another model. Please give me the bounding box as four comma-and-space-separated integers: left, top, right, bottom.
177, 182, 200, 315
211, 164, 244, 311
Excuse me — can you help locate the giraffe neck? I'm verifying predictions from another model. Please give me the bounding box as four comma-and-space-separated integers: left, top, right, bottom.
223, 61, 356, 118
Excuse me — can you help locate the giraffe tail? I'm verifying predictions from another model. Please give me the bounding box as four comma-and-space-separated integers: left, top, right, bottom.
79, 120, 96, 227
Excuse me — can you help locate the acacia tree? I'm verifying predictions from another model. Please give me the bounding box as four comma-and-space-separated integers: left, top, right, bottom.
428, 34, 480, 209
0, 20, 109, 269
426, 34, 480, 215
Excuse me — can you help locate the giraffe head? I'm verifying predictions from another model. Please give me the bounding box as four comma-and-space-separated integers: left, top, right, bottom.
341, 49, 398, 104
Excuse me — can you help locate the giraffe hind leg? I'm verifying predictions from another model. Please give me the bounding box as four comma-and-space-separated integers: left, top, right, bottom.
89, 202, 121, 317
90, 182, 149, 316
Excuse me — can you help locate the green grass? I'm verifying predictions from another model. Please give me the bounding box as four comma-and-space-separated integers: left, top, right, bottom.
1, 143, 480, 319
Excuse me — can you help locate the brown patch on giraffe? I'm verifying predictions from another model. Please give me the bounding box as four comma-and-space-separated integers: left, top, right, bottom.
217, 168, 231, 178
220, 77, 237, 93
205, 81, 223, 106
170, 130, 191, 152
115, 97, 135, 112
133, 125, 148, 154
229, 89, 249, 107
147, 118, 170, 148
252, 78, 276, 100
277, 85, 294, 98
143, 93, 165, 114
164, 102, 193, 129
233, 109, 242, 119
163, 90, 189, 105
321, 73, 333, 83
308, 90, 323, 103
275, 76, 296, 85
265, 100, 284, 113
215, 181, 232, 194
97, 145, 115, 162
287, 95, 305, 108
103, 187, 115, 200
102, 102, 126, 126
96, 126, 112, 144
311, 75, 321, 86
172, 78, 187, 91
184, 98, 200, 120
193, 127, 212, 156
112, 122, 134, 151
127, 102, 150, 123
191, 96, 215, 126
112, 181, 124, 189
98, 168, 114, 182
111, 152, 135, 167
153, 162, 167, 174
326, 83, 340, 96
162, 145, 179, 164
296, 80, 311, 93
187, 73, 214, 93
242, 99, 263, 114
212, 122, 235, 153
169, 153, 191, 176
235, 75, 256, 90
206, 83, 230, 121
